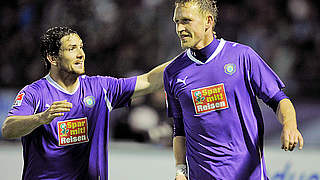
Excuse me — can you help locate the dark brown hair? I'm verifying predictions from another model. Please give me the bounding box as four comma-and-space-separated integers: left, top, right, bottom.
40, 26, 78, 71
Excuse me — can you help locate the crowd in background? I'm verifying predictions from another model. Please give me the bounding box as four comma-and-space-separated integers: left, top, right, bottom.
0, 0, 319, 144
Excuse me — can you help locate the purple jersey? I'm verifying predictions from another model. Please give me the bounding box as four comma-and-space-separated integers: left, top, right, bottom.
164, 38, 285, 180
8, 74, 136, 180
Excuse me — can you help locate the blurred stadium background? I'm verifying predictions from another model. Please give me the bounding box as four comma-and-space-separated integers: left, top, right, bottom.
0, 0, 319, 179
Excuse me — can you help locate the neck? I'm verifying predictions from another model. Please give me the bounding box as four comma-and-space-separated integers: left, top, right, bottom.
49, 69, 79, 93
190, 35, 218, 62
194, 33, 214, 50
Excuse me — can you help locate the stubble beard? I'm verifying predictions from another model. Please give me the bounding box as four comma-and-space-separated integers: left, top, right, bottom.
180, 41, 188, 50
60, 65, 85, 79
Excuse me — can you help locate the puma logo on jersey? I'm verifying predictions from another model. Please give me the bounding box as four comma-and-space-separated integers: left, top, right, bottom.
177, 76, 188, 85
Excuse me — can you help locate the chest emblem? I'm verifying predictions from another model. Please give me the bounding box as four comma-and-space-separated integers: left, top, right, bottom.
224, 63, 236, 75
84, 96, 95, 108
191, 83, 229, 114
57, 117, 89, 146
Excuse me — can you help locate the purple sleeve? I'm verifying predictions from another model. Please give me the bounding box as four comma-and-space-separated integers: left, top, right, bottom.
265, 90, 289, 112
163, 71, 183, 119
245, 47, 286, 103
173, 117, 185, 137
99, 76, 137, 109
8, 86, 37, 117
164, 70, 185, 136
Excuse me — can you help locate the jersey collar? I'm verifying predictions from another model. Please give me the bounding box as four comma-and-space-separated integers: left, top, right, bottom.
45, 74, 80, 95
187, 38, 226, 64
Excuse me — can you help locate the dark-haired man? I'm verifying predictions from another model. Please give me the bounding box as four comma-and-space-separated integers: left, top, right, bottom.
163, 0, 304, 179
2, 26, 170, 180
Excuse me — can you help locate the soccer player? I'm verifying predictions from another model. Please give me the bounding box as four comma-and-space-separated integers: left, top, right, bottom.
1, 26, 170, 180
163, 0, 304, 179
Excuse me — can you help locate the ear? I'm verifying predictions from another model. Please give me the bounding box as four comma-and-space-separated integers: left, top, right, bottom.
205, 14, 214, 32
47, 55, 58, 66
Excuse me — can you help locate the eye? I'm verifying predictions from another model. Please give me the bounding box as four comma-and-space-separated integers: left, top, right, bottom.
182, 19, 191, 24
174, 18, 190, 25
69, 47, 76, 51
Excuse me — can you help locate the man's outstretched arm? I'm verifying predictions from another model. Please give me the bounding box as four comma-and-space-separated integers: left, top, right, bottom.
132, 60, 172, 99
2, 100, 72, 139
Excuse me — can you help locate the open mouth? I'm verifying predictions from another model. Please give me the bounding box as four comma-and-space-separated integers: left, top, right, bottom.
179, 34, 190, 41
74, 61, 84, 68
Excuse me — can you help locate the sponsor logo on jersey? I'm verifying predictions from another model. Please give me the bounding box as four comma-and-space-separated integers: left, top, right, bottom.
191, 83, 228, 114
13, 93, 25, 107
84, 96, 95, 108
224, 63, 236, 75
57, 117, 89, 146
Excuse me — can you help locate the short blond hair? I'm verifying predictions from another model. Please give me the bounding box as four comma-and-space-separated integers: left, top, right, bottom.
175, 0, 218, 30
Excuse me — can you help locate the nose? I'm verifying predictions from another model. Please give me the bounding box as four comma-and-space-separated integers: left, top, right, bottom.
77, 48, 85, 60
176, 23, 185, 34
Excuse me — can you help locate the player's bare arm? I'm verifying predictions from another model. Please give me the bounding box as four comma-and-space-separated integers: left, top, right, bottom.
2, 100, 72, 139
174, 136, 188, 180
132, 60, 172, 99
276, 98, 304, 151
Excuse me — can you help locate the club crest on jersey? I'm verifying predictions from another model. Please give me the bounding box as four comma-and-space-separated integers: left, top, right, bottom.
57, 117, 89, 146
191, 83, 229, 114
84, 96, 95, 108
224, 63, 236, 75
13, 93, 25, 107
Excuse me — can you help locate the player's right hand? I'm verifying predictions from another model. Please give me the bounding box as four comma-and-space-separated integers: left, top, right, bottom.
175, 174, 188, 180
38, 100, 72, 124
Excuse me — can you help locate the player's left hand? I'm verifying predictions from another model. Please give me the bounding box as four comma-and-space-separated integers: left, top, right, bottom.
281, 124, 304, 151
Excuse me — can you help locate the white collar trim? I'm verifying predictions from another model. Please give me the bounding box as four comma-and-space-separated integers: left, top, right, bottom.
45, 74, 80, 95
187, 38, 226, 64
